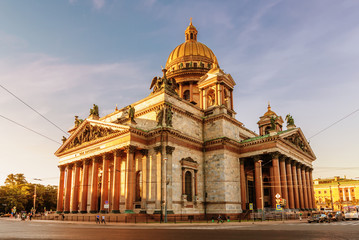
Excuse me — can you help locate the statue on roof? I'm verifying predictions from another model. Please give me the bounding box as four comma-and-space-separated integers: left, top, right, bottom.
90, 104, 99, 117
61, 136, 67, 143
150, 68, 179, 95
270, 116, 278, 130
74, 116, 83, 127
165, 106, 173, 127
128, 105, 136, 123
285, 114, 295, 126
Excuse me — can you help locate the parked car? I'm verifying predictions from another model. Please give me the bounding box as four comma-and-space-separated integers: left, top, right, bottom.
332, 211, 345, 221
308, 214, 328, 223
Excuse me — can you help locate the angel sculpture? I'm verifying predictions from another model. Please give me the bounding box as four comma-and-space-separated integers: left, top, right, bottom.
285, 114, 295, 126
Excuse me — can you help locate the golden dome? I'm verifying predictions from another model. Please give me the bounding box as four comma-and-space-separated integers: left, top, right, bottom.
264, 102, 277, 116
165, 21, 218, 70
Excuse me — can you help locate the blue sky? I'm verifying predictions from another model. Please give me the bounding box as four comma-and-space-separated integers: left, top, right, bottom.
0, 0, 358, 185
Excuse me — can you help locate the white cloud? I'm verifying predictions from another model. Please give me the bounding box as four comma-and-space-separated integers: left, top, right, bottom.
92, 0, 105, 9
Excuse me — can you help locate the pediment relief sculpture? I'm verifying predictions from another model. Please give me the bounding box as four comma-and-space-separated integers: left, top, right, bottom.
65, 125, 119, 150
284, 133, 309, 153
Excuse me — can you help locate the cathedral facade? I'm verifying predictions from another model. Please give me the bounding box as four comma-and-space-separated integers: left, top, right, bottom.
55, 21, 316, 216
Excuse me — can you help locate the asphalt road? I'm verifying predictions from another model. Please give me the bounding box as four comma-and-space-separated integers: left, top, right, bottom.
1, 218, 359, 240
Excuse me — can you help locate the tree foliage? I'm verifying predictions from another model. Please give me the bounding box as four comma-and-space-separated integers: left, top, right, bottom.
0, 174, 57, 214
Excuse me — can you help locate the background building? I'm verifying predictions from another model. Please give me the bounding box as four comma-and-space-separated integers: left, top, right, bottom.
314, 176, 359, 211
55, 21, 316, 217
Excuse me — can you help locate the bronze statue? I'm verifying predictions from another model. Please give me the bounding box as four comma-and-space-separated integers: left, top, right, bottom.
128, 105, 136, 123
149, 68, 178, 95
156, 107, 164, 126
270, 116, 278, 130
165, 106, 173, 127
285, 114, 295, 126
90, 104, 99, 117
61, 136, 67, 143
74, 116, 83, 127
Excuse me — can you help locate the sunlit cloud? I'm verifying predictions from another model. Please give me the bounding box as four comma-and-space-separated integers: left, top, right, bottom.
92, 0, 105, 9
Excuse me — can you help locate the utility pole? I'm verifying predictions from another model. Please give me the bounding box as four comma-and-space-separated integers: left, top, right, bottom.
33, 178, 42, 214
330, 185, 334, 211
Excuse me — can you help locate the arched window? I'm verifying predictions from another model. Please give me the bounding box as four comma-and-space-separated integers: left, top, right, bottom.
135, 171, 142, 202
190, 33, 193, 39
264, 126, 271, 135
185, 171, 192, 202
183, 90, 190, 101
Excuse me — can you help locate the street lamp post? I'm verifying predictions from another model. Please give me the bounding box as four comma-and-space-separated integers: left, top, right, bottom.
33, 178, 42, 214
163, 157, 168, 223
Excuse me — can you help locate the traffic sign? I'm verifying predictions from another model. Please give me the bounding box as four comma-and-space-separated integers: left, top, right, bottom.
276, 204, 282, 210
275, 193, 281, 199
249, 203, 253, 210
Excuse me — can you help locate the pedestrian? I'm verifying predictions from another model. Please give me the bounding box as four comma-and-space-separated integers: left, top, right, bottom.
62, 214, 65, 221
29, 213, 32, 221
211, 217, 214, 223
299, 212, 302, 221
227, 216, 230, 222
328, 212, 332, 223
101, 216, 106, 224
217, 215, 223, 224
96, 215, 100, 224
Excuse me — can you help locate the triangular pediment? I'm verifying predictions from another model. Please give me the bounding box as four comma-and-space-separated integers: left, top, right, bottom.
55, 119, 129, 155
198, 68, 236, 89
279, 128, 316, 159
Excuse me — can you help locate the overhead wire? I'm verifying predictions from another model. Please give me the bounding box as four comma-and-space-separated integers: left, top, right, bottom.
0, 114, 61, 145
0, 84, 69, 135
308, 108, 359, 140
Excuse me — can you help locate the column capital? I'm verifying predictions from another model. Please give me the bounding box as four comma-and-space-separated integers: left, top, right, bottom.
114, 149, 125, 158
139, 149, 149, 157
84, 159, 92, 165
58, 165, 66, 171
270, 152, 280, 159
67, 163, 74, 170
124, 145, 137, 154
166, 146, 175, 155
253, 156, 262, 162
103, 152, 113, 160
279, 155, 287, 161
75, 161, 82, 168
94, 156, 102, 163
154, 145, 162, 154
240, 158, 246, 164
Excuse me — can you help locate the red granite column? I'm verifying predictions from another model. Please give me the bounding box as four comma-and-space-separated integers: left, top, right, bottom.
240, 159, 247, 210
297, 164, 305, 209
125, 145, 136, 211
100, 153, 111, 212
80, 159, 91, 213
301, 166, 309, 209
286, 159, 295, 209
305, 168, 313, 209
64, 164, 73, 213
90, 157, 100, 213
56, 165, 66, 213
279, 157, 288, 208
269, 165, 275, 208
254, 157, 263, 210
271, 153, 282, 197
112, 150, 122, 213
309, 169, 316, 209
71, 162, 81, 213
291, 162, 300, 209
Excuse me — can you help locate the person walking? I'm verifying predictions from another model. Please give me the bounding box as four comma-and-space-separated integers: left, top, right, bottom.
96, 215, 100, 224
217, 215, 223, 224
101, 216, 106, 224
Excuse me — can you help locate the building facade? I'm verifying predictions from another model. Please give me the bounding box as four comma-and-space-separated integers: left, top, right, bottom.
55, 21, 316, 216
314, 176, 359, 211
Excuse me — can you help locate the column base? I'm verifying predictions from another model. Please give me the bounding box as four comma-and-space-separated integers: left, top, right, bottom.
166, 210, 174, 214
124, 210, 134, 214
111, 210, 120, 214
153, 210, 162, 214
63, 211, 70, 214
100, 210, 107, 213
56, 211, 63, 214
71, 211, 78, 214
139, 210, 147, 214
89, 210, 98, 213
80, 211, 87, 214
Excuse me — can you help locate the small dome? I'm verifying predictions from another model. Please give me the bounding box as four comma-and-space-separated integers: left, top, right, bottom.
165, 21, 218, 70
